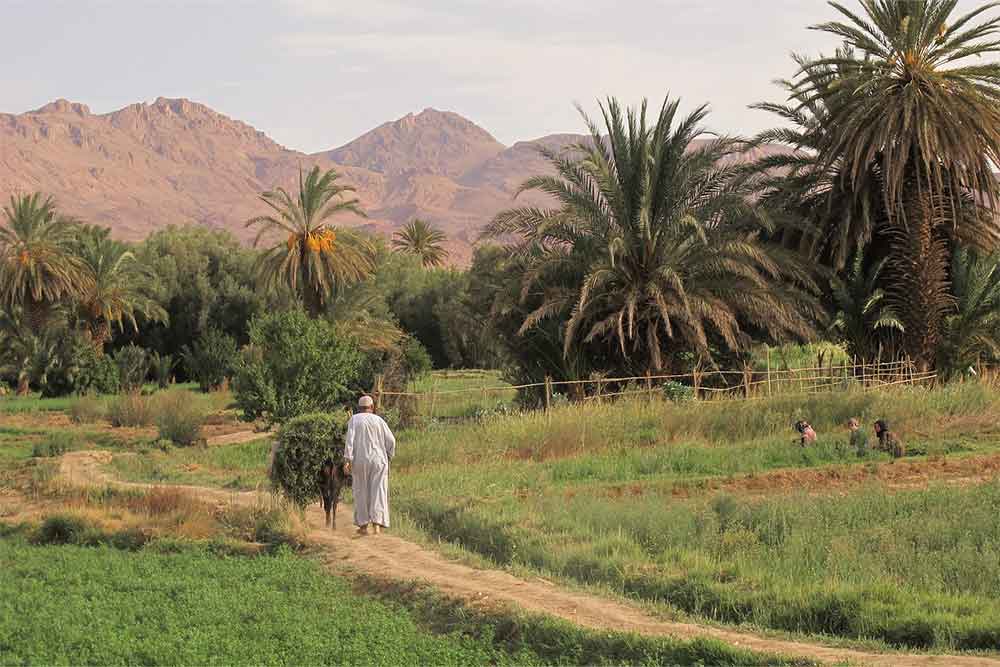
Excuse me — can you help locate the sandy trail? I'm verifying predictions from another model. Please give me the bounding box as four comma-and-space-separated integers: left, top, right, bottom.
56, 451, 1000, 667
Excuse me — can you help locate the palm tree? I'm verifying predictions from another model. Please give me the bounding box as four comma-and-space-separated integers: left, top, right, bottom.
794, 0, 1000, 368
484, 97, 820, 371
748, 50, 887, 271
829, 252, 904, 362
938, 246, 1000, 378
0, 193, 88, 334
246, 166, 374, 316
71, 226, 167, 350
392, 219, 450, 268
0, 307, 60, 396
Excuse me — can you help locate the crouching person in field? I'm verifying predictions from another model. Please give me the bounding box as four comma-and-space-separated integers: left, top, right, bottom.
344, 395, 396, 536
874, 419, 905, 460
794, 420, 817, 446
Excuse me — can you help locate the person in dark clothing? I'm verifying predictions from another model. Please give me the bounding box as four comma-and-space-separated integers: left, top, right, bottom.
874, 419, 905, 459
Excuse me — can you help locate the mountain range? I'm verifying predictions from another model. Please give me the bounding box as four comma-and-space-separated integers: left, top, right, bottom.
0, 98, 782, 264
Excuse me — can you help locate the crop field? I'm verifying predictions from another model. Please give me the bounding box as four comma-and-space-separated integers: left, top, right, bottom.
387, 382, 1000, 652
3, 379, 1000, 663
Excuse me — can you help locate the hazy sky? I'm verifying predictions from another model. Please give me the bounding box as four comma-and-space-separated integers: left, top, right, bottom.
0, 1, 988, 152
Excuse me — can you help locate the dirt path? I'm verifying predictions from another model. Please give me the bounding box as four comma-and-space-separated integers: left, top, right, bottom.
582, 451, 1000, 502
55, 451, 1000, 667
204, 429, 274, 447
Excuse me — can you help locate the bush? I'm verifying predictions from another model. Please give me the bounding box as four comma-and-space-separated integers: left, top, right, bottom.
74, 348, 120, 396
233, 309, 363, 426
402, 336, 433, 378
29, 334, 119, 397
182, 328, 238, 392
34, 515, 100, 545
114, 345, 149, 393
662, 380, 695, 403
155, 390, 207, 446
68, 395, 106, 423
108, 392, 155, 427
31, 432, 78, 458
149, 352, 177, 389
270, 413, 347, 508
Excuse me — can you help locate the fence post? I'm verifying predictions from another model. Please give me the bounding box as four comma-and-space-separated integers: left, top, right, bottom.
743, 364, 751, 399
544, 375, 553, 412
429, 378, 439, 419
595, 378, 603, 404
373, 374, 384, 412
646, 370, 653, 403
766, 346, 772, 397
692, 363, 702, 401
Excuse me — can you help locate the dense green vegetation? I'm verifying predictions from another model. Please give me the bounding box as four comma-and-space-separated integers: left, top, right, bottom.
0, 537, 798, 666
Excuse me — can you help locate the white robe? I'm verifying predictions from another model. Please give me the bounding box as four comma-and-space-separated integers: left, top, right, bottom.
344, 412, 396, 527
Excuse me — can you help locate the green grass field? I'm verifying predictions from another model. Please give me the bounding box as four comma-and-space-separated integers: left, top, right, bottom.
386, 383, 1000, 652
4, 375, 1000, 657
403, 369, 517, 419
0, 536, 798, 666
111, 438, 272, 490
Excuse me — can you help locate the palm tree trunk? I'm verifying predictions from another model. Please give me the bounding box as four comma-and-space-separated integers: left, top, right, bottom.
22, 298, 52, 337
888, 187, 952, 372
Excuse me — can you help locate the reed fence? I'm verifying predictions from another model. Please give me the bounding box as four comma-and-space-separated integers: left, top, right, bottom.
373, 357, 943, 420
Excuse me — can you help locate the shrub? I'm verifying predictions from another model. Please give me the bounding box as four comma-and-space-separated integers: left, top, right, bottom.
28, 334, 118, 397
114, 345, 149, 392
68, 395, 106, 424
402, 336, 433, 378
182, 328, 238, 392
31, 432, 78, 458
34, 514, 100, 545
270, 413, 347, 508
233, 309, 363, 426
662, 380, 695, 403
108, 392, 155, 427
155, 390, 207, 446
74, 348, 120, 396
149, 352, 177, 389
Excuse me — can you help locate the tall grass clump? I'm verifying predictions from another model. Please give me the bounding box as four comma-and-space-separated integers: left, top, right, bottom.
107, 392, 155, 427
155, 390, 208, 446
31, 432, 80, 458
68, 394, 106, 424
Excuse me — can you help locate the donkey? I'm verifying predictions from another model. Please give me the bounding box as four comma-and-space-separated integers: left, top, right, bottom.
318, 457, 352, 529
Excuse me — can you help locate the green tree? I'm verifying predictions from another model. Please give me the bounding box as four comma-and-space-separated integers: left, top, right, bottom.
232, 309, 363, 426
71, 226, 166, 350
181, 328, 238, 392
828, 253, 904, 362
794, 0, 1000, 367
246, 167, 374, 316
484, 97, 819, 372
938, 247, 1000, 378
0, 193, 88, 333
392, 219, 450, 268
131, 225, 280, 366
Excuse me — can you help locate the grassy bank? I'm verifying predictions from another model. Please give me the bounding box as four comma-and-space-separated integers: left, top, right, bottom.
388, 383, 1000, 651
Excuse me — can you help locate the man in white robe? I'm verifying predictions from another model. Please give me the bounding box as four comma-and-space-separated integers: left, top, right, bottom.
343, 395, 396, 535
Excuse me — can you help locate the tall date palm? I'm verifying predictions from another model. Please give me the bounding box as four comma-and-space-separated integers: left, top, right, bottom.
72, 226, 167, 349
392, 219, 449, 268
0, 193, 88, 334
795, 0, 1000, 367
485, 97, 820, 371
246, 166, 374, 317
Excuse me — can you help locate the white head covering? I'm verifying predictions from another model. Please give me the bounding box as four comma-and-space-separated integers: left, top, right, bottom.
358, 395, 374, 408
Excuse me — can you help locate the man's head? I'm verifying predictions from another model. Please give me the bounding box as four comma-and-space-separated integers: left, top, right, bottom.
358, 395, 374, 413
848, 418, 860, 431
